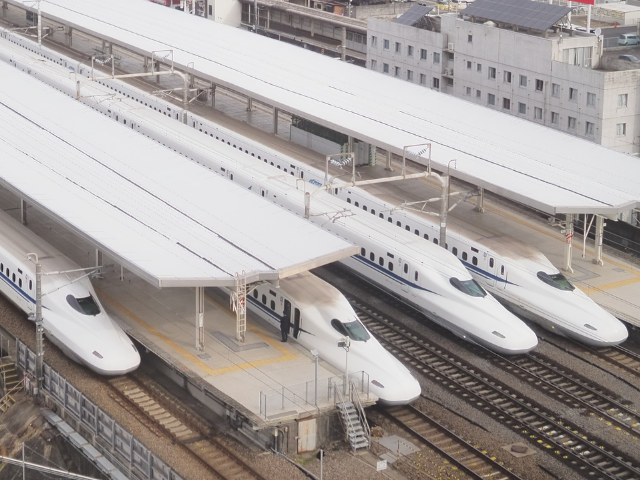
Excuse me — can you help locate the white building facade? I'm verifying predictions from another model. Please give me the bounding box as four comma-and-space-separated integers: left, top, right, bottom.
367, 15, 640, 154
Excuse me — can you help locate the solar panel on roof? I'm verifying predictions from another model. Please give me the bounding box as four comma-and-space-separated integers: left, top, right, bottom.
464, 0, 570, 32
395, 5, 432, 26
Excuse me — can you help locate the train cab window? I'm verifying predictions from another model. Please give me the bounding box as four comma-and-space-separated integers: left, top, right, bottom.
449, 278, 487, 297
355, 202, 359, 207
66, 294, 101, 315
363, 206, 368, 212
370, 252, 375, 261
270, 300, 276, 310
452, 247, 458, 256
433, 238, 438, 245
379, 257, 384, 266
360, 248, 366, 256
347, 198, 351, 203
462, 252, 468, 261
396, 221, 401, 227
472, 256, 478, 266
262, 294, 267, 305
423, 234, 429, 241
331, 319, 370, 341
489, 258, 494, 268
536, 271, 575, 291
403, 263, 408, 274
388, 262, 394, 272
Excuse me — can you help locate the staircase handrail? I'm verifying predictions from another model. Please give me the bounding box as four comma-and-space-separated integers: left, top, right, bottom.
350, 381, 370, 448
0, 381, 23, 418
332, 381, 357, 449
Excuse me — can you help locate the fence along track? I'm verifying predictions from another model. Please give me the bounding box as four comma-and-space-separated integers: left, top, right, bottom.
380, 405, 523, 480
109, 376, 266, 480
495, 352, 640, 437
349, 300, 640, 480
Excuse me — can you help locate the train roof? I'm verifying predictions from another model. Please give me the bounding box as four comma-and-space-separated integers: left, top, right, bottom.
0, 59, 357, 288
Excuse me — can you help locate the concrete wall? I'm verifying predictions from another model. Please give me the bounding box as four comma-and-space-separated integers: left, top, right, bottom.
210, 0, 242, 26
354, 3, 414, 20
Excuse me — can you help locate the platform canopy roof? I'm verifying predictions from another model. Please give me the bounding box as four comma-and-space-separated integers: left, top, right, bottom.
16, 0, 640, 217
0, 62, 357, 288
463, 0, 571, 32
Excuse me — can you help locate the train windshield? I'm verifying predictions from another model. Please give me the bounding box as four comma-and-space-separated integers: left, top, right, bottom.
449, 277, 487, 297
66, 294, 101, 316
536, 271, 575, 291
331, 319, 370, 342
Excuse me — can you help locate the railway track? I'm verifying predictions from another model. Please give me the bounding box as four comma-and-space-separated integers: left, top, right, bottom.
379, 404, 524, 480
594, 344, 640, 378
109, 375, 265, 480
348, 297, 640, 479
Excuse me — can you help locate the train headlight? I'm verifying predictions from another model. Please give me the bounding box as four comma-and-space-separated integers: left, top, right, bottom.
92, 351, 103, 359
492, 331, 506, 339
372, 380, 385, 388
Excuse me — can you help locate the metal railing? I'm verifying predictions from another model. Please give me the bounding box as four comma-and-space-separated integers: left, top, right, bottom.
350, 382, 370, 448
16, 339, 184, 480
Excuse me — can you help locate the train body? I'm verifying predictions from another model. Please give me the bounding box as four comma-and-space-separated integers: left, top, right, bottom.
244, 272, 422, 405
0, 209, 140, 375
0, 32, 539, 354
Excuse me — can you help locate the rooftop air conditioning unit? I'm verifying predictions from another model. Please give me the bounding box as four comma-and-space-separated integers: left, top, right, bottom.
448, 42, 454, 51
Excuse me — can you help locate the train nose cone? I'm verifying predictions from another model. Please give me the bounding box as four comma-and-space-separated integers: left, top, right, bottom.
494, 326, 538, 355
582, 317, 628, 346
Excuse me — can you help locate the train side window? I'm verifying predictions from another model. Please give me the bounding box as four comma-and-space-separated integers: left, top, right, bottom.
18, 279, 22, 288
253, 290, 258, 299
363, 206, 368, 212
415, 271, 419, 281
462, 252, 468, 261
388, 262, 394, 272
489, 258, 494, 268
388, 217, 392, 223
29, 280, 32, 290
0, 263, 3, 271
370, 252, 375, 261
452, 247, 458, 256
445, 244, 448, 250
405, 225, 410, 231
347, 198, 351, 203
300, 172, 304, 179
501, 265, 505, 275
262, 294, 267, 305
379, 257, 384, 266
371, 209, 376, 215
355, 201, 359, 207
6, 268, 9, 277
403, 263, 408, 274
379, 213, 384, 219
12, 273, 15, 282
396, 221, 401, 227
423, 234, 429, 241
433, 238, 439, 245
415, 229, 419, 236
270, 300, 276, 310
360, 248, 366, 256
472, 256, 478, 266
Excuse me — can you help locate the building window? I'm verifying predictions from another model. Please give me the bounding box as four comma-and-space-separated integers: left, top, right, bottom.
535, 79, 543, 92
568, 116, 576, 129
370, 59, 377, 70
468, 34, 473, 43
476, 89, 481, 98
488, 66, 496, 79
551, 111, 559, 124
395, 66, 400, 77
433, 52, 440, 64
467, 60, 472, 70
407, 45, 414, 57
433, 77, 440, 89
407, 70, 413, 81
585, 122, 594, 136
616, 123, 627, 136
518, 102, 526, 114
466, 87, 471, 96
420, 48, 427, 60
420, 73, 426, 85
618, 93, 628, 107
383, 63, 389, 74
383, 39, 390, 50
519, 75, 527, 87
552, 83, 560, 97
395, 42, 401, 53
569, 87, 578, 101
587, 92, 596, 106
534, 107, 542, 119
488, 93, 495, 105
447, 52, 454, 61
477, 63, 482, 73
371, 36, 377, 47
503, 98, 511, 110
504, 71, 512, 83
562, 46, 592, 67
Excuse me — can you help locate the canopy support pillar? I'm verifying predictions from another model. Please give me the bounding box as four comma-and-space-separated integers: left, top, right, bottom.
273, 107, 279, 135
95, 249, 103, 277
231, 272, 247, 343
247, 97, 253, 112
562, 213, 574, 273
474, 187, 485, 212
20, 199, 27, 225
385, 151, 393, 172
593, 215, 604, 266
196, 287, 205, 351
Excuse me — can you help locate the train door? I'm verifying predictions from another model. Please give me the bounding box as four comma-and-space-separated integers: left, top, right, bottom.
497, 263, 508, 290
486, 255, 497, 287
399, 259, 410, 293
293, 308, 301, 339
226, 170, 234, 181
283, 300, 292, 335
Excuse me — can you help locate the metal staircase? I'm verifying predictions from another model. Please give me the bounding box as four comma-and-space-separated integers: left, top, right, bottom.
334, 381, 370, 454
0, 362, 22, 416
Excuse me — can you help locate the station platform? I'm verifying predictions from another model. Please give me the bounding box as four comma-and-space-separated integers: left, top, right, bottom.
0, 187, 376, 429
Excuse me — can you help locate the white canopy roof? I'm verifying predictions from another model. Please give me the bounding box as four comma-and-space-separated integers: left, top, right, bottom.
12, 0, 640, 216
0, 61, 357, 287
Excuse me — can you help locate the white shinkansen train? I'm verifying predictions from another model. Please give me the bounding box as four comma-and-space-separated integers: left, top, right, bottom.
0, 209, 141, 375
0, 32, 539, 354
242, 272, 421, 405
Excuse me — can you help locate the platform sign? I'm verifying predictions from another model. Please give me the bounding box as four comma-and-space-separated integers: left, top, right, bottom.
377, 460, 387, 471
